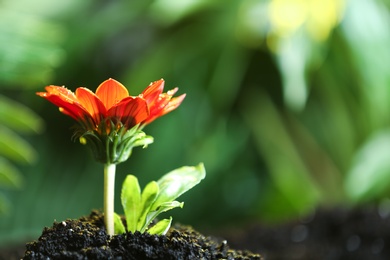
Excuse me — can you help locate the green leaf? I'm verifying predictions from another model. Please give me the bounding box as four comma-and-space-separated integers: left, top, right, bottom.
0, 126, 37, 164
0, 158, 23, 189
148, 217, 172, 235
118, 164, 205, 235
151, 163, 206, 211
137, 181, 159, 231
345, 130, 390, 202
242, 91, 321, 213
113, 212, 126, 234
121, 175, 141, 233
131, 133, 154, 149
0, 94, 44, 134
142, 201, 183, 232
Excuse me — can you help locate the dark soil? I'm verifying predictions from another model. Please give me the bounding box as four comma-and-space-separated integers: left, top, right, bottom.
218, 206, 390, 260
3, 206, 390, 259
22, 211, 261, 260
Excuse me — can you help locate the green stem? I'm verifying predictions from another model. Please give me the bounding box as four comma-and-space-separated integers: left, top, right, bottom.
104, 163, 116, 236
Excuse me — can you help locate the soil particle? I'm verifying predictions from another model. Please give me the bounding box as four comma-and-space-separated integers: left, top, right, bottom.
23, 211, 262, 260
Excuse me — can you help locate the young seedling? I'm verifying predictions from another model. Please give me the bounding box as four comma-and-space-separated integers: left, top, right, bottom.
114, 163, 206, 235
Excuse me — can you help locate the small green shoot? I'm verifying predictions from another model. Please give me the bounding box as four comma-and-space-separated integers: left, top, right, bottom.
114, 163, 205, 235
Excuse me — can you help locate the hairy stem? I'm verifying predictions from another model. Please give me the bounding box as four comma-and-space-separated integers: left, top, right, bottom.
104, 163, 116, 236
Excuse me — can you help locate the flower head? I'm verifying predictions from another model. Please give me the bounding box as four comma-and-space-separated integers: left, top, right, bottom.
37, 78, 185, 164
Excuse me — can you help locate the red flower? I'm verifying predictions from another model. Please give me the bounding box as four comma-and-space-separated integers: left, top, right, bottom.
37, 78, 185, 164
37, 78, 185, 132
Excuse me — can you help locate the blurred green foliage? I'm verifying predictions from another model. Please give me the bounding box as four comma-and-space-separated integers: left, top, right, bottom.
0, 94, 44, 214
1, 0, 390, 245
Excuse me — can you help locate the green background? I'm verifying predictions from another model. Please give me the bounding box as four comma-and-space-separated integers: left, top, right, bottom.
1, 0, 390, 246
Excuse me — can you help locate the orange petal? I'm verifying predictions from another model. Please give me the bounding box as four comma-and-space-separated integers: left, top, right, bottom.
108, 97, 149, 127
141, 79, 164, 105
161, 93, 186, 114
144, 92, 186, 125
76, 87, 107, 125
37, 86, 88, 120
96, 78, 129, 109
149, 87, 179, 112
37, 85, 78, 103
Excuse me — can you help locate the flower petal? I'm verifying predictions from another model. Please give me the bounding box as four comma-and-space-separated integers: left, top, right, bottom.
144, 89, 186, 125
76, 87, 107, 125
96, 78, 129, 109
108, 97, 149, 128
160, 93, 186, 115
37, 86, 88, 121
141, 79, 164, 105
